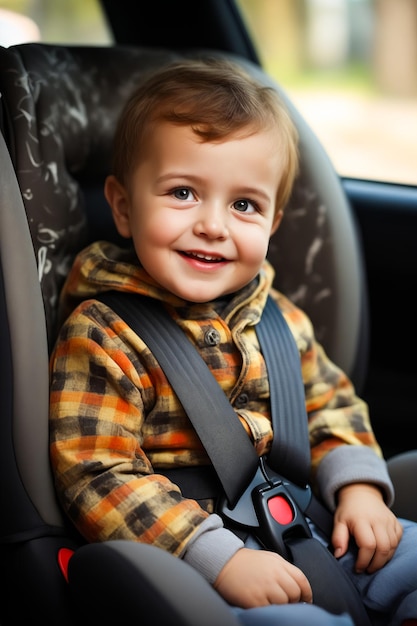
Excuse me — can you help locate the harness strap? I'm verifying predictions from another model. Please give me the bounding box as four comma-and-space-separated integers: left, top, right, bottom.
97, 291, 371, 624
256, 296, 310, 485
98, 291, 258, 508
288, 537, 371, 623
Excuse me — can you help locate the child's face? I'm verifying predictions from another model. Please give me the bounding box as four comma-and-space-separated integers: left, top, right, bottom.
108, 122, 284, 302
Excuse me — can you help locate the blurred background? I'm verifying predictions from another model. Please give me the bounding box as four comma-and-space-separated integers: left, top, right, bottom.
238, 0, 417, 185
1, 0, 416, 185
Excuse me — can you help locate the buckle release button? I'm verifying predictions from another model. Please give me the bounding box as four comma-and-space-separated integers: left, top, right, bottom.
268, 495, 294, 525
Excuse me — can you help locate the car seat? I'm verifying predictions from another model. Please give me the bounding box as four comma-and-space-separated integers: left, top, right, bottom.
0, 42, 415, 625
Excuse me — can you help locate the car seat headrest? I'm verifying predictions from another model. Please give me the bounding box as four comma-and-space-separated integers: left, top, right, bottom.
0, 44, 181, 344
0, 43, 367, 386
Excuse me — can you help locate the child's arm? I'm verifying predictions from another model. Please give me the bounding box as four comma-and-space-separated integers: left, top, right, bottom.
49, 302, 210, 552
273, 292, 395, 512
275, 291, 400, 574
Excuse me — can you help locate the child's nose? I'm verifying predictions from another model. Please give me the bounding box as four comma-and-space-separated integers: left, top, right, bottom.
194, 203, 229, 239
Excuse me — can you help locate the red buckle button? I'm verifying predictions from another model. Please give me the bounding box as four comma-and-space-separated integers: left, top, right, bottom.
57, 547, 74, 583
267, 495, 294, 525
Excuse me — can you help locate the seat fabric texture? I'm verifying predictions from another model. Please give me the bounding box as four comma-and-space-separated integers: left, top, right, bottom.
0, 43, 367, 379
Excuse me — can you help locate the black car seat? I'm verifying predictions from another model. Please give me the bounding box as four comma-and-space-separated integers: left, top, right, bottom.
0, 42, 415, 625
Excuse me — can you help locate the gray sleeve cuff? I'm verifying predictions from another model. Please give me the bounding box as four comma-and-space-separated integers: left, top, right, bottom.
182, 514, 244, 584
316, 445, 395, 511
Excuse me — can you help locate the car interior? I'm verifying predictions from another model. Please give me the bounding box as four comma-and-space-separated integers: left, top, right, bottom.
0, 1, 416, 624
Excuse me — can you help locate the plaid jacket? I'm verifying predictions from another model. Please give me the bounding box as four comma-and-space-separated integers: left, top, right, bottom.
49, 241, 382, 557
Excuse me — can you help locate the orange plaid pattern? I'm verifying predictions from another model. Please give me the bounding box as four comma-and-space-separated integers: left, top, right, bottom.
49, 241, 381, 554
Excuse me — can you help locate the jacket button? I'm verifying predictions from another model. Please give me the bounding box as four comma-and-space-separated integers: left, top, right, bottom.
204, 328, 221, 346
235, 393, 249, 408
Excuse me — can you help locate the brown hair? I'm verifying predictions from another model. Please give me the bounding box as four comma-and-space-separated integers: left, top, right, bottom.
111, 57, 299, 213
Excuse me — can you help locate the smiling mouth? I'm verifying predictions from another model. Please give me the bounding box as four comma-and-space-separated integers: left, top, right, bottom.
181, 251, 226, 263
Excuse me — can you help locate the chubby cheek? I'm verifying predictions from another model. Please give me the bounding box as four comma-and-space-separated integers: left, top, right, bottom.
134, 211, 177, 248
131, 213, 181, 275
238, 231, 271, 269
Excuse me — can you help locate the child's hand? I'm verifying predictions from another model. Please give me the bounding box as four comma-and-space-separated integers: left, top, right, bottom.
332, 483, 403, 573
214, 547, 313, 608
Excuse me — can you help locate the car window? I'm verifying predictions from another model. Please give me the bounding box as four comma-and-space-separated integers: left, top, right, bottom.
236, 0, 417, 186
2, 0, 416, 186
0, 0, 112, 46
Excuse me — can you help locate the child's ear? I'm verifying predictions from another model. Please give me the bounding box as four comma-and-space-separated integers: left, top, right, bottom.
104, 175, 132, 238
270, 210, 284, 235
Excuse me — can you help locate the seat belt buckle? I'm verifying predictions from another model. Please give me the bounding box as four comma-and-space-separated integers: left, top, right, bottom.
252, 482, 312, 560
252, 475, 313, 559
218, 457, 314, 560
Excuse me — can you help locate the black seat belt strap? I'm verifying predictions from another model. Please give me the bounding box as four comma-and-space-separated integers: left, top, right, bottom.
98, 291, 317, 498
98, 291, 258, 508
97, 290, 371, 625
256, 297, 310, 485
98, 291, 332, 531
